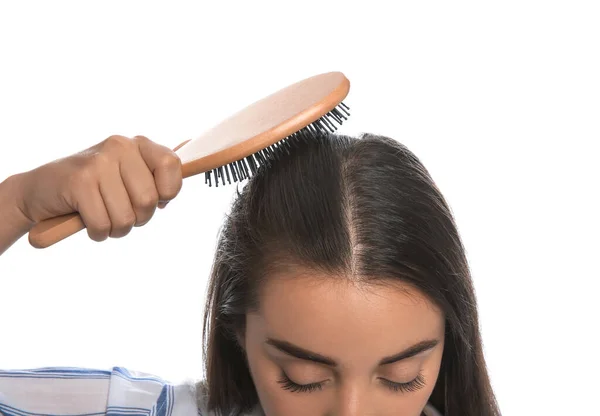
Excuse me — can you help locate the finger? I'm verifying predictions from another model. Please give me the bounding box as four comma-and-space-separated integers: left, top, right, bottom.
74, 184, 111, 242
98, 165, 136, 238
134, 135, 183, 202
119, 153, 159, 227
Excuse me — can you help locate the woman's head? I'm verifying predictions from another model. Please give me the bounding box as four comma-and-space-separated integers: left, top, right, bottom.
202, 132, 499, 415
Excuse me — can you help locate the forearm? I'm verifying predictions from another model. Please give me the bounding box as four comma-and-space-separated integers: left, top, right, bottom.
0, 173, 34, 256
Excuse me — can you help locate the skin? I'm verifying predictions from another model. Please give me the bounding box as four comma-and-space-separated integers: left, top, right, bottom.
0, 135, 183, 255
244, 273, 445, 416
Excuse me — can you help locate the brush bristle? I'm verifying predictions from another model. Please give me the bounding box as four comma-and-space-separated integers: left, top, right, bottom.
204, 102, 351, 187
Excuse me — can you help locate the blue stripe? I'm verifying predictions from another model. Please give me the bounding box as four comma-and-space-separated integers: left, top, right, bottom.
17, 367, 109, 374
0, 367, 111, 379
105, 414, 146, 416
2, 367, 111, 375
154, 386, 173, 416
107, 407, 150, 413
0, 403, 105, 416
106, 406, 150, 416
0, 373, 110, 380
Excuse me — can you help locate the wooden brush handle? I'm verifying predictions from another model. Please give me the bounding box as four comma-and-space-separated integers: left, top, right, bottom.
28, 213, 86, 248
27, 140, 192, 249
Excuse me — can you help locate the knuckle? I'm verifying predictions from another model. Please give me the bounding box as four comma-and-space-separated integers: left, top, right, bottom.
95, 221, 112, 236
134, 212, 154, 227
159, 186, 180, 202
104, 135, 133, 150
158, 152, 181, 171
91, 151, 113, 167
88, 222, 110, 242
133, 135, 150, 144
136, 190, 159, 209
116, 212, 137, 229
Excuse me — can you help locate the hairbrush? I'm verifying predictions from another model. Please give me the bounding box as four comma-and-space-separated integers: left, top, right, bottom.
28, 71, 351, 248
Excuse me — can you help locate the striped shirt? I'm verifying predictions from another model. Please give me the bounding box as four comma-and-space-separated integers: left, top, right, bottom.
0, 366, 442, 416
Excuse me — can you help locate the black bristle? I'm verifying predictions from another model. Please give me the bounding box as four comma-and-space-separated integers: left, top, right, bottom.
224, 164, 231, 184
242, 161, 247, 177
257, 150, 266, 167
235, 160, 243, 179
263, 146, 274, 162
325, 113, 339, 129
288, 133, 299, 148
241, 159, 250, 178
261, 149, 272, 168
328, 111, 342, 125
229, 162, 238, 182
235, 162, 242, 180
321, 116, 335, 133
247, 155, 257, 175
270, 143, 281, 159
332, 108, 346, 121
312, 120, 322, 133
263, 146, 275, 163
316, 118, 328, 133
296, 130, 308, 143
315, 119, 328, 134
283, 140, 292, 155
337, 104, 350, 117
233, 160, 242, 179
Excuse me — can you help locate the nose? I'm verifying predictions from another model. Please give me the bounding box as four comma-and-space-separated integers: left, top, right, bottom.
333, 382, 373, 416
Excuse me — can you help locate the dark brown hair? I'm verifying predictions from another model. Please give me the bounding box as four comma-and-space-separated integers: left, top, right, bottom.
201, 132, 501, 416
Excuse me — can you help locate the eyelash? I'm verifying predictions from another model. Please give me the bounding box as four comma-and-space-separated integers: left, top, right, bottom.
277, 371, 426, 394
277, 371, 324, 393
379, 372, 426, 393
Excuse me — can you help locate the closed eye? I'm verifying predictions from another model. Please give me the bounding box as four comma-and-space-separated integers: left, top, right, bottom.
379, 372, 426, 393
277, 370, 326, 393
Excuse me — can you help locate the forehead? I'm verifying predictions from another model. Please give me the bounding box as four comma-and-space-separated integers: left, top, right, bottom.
250, 272, 445, 362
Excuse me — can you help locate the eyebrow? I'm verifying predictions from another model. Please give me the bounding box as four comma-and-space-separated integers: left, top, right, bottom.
265, 338, 439, 367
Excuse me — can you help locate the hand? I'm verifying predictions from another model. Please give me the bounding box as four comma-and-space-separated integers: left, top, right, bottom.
17, 135, 182, 242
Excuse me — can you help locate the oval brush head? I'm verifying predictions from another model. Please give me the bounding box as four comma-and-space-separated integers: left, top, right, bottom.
28, 71, 351, 248
176, 71, 350, 186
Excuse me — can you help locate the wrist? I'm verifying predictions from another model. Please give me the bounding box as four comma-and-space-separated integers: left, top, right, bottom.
0, 172, 35, 233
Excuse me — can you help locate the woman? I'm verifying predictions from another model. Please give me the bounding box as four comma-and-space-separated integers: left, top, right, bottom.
0, 132, 501, 415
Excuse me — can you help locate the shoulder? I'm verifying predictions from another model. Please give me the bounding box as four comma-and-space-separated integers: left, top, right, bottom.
0, 367, 113, 413
0, 366, 200, 416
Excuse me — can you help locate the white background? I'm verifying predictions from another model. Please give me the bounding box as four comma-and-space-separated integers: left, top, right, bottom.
1, 1, 599, 414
